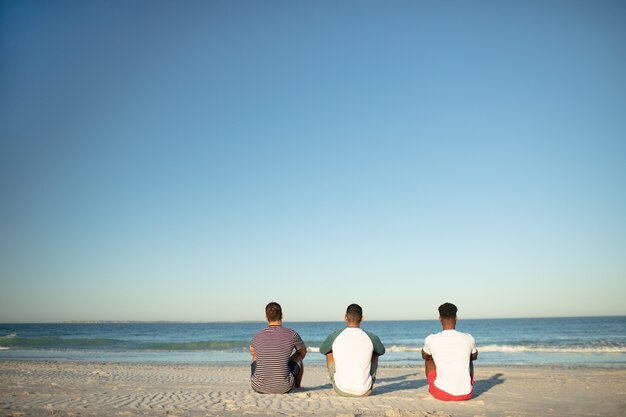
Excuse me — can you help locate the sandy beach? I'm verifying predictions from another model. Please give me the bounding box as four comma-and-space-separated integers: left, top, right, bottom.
1, 361, 624, 417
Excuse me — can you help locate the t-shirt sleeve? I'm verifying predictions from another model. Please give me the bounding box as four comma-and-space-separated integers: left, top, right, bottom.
293, 331, 305, 350
469, 334, 477, 353
366, 331, 386, 355
422, 335, 432, 355
319, 329, 342, 355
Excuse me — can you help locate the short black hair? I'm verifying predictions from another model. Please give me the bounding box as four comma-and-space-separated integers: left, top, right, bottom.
438, 302, 458, 319
265, 302, 282, 321
346, 303, 363, 322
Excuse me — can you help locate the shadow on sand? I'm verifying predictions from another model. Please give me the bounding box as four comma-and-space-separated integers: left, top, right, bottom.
375, 371, 506, 397
298, 371, 502, 397
473, 372, 506, 398
295, 383, 333, 393
375, 372, 428, 394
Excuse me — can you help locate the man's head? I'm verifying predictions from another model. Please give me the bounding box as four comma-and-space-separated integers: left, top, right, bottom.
438, 302, 458, 319
438, 302, 458, 329
345, 303, 363, 325
265, 302, 283, 322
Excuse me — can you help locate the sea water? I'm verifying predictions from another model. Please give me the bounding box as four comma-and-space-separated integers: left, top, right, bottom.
1, 317, 624, 367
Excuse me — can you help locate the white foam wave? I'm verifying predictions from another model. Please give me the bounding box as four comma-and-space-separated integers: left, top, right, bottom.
309, 344, 626, 354
308, 345, 425, 354
479, 344, 626, 354
387, 345, 422, 353
384, 344, 626, 354
1, 333, 17, 339
303, 343, 626, 355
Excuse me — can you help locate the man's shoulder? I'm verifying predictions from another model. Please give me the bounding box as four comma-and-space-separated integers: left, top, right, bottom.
336, 327, 372, 342
325, 328, 347, 341
253, 325, 300, 337
363, 329, 382, 341
434, 329, 473, 337
252, 326, 269, 336
429, 330, 475, 344
363, 329, 385, 354
332, 328, 376, 346
424, 331, 441, 340
319, 328, 345, 354
454, 330, 475, 339
279, 326, 298, 333
461, 331, 476, 343
278, 326, 304, 340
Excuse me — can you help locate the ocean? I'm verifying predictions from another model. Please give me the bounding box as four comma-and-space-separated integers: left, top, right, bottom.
1, 317, 624, 367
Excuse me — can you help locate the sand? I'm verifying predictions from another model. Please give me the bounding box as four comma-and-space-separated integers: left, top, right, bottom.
1, 361, 625, 417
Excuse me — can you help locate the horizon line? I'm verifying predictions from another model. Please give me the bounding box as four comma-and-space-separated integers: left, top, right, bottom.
1, 314, 624, 325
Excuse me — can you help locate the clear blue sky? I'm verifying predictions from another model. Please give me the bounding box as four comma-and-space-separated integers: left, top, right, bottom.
1, 1, 625, 322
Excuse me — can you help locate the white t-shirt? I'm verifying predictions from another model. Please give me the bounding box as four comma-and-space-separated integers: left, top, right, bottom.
423, 329, 477, 396
322, 327, 385, 396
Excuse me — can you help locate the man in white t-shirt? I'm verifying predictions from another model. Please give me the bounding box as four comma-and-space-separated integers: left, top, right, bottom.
422, 302, 478, 401
320, 304, 386, 396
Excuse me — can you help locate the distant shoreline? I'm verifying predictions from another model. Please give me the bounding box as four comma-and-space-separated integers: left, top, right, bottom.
2, 315, 624, 324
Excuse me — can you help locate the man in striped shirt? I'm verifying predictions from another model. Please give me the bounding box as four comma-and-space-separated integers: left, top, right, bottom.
250, 302, 307, 394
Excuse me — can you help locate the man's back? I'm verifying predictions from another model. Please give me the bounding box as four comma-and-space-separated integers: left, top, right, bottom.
423, 329, 476, 396
321, 327, 385, 395
251, 325, 303, 394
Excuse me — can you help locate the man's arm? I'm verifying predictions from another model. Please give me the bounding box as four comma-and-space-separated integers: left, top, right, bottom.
366, 331, 386, 356
371, 352, 379, 368
294, 343, 307, 360
250, 345, 257, 362
422, 349, 435, 377
469, 334, 478, 361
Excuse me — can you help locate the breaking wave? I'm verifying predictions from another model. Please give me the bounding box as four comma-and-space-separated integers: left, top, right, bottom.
0, 336, 249, 351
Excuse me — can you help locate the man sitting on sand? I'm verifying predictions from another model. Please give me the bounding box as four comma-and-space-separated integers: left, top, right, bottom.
320, 304, 386, 396
250, 302, 307, 394
422, 302, 478, 401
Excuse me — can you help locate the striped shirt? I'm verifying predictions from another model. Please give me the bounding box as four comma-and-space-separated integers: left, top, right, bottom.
251, 325, 305, 394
